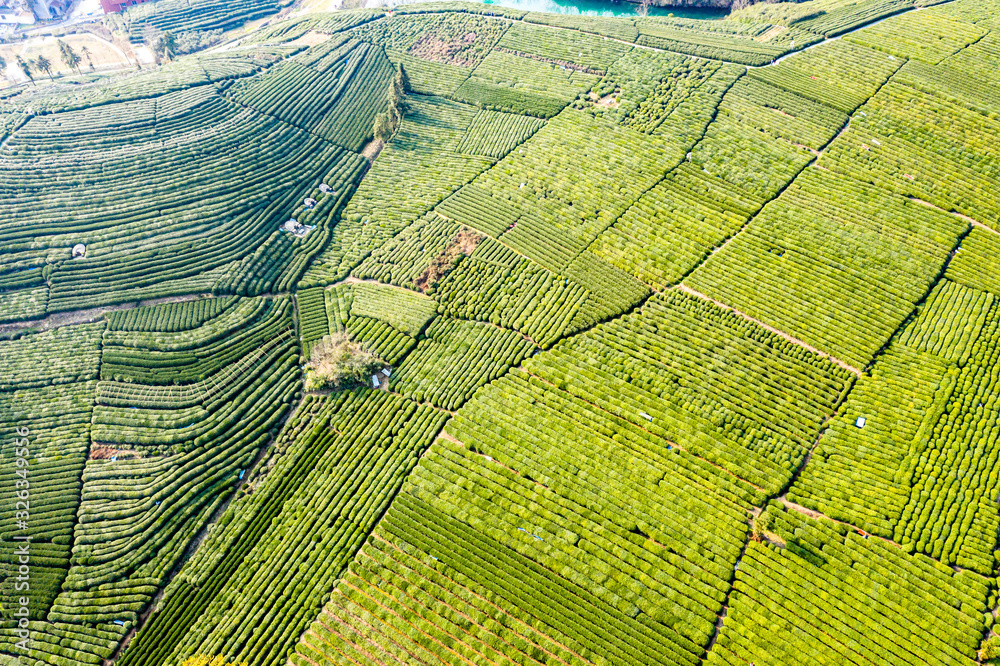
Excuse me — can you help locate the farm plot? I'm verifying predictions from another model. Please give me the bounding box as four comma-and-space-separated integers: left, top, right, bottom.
431, 238, 590, 347
895, 32, 1000, 116
27, 301, 299, 659
497, 21, 633, 74
748, 39, 902, 114
688, 114, 815, 202
0, 48, 278, 116
687, 166, 966, 369
383, 48, 472, 96
121, 0, 282, 43
464, 109, 684, 272
302, 95, 494, 286
583, 49, 723, 133
793, 0, 915, 36
229, 37, 395, 151
822, 82, 1000, 230
716, 77, 848, 151
351, 212, 463, 289
323, 282, 437, 364
845, 5, 987, 64
518, 289, 852, 494
0, 285, 48, 324
589, 162, 763, 290
454, 49, 599, 118
789, 280, 1000, 573
523, 11, 640, 42
708, 504, 989, 666
391, 317, 536, 410
122, 390, 447, 666
0, 323, 104, 391
0, 380, 98, 620
0, 85, 362, 313
456, 109, 546, 159
351, 12, 509, 68
946, 227, 1000, 296
635, 16, 819, 65
295, 428, 757, 666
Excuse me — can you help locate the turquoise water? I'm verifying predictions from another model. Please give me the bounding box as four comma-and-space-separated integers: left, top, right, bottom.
403, 0, 729, 19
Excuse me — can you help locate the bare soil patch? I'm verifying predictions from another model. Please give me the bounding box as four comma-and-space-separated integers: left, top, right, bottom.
408, 32, 478, 67
414, 227, 484, 292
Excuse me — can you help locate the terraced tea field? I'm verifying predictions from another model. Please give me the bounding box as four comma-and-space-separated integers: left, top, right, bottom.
3, 0, 1000, 664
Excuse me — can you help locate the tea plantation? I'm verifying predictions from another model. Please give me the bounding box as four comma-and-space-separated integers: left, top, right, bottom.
2, 0, 1000, 664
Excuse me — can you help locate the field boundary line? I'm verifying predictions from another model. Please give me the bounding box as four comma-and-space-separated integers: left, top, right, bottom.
674, 284, 862, 376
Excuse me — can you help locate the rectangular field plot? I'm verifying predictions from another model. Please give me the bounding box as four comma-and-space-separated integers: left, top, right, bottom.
587, 49, 728, 135
390, 317, 536, 410
706, 504, 989, 666
687, 166, 966, 369
454, 50, 599, 118
748, 39, 903, 113
497, 21, 633, 73
946, 227, 1000, 296
0, 381, 97, 620
467, 109, 684, 272
789, 279, 1000, 574
520, 290, 852, 494
590, 163, 762, 289
823, 82, 1000, 230
294, 425, 757, 666
845, 5, 986, 64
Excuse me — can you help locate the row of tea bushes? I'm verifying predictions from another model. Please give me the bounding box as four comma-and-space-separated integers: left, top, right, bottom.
123, 391, 447, 666
688, 166, 966, 368
708, 503, 989, 666
521, 290, 853, 494
390, 316, 536, 410
591, 162, 762, 291
302, 95, 493, 286
791, 280, 1000, 574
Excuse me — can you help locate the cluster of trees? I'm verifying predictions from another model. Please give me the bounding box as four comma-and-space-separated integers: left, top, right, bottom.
372, 64, 410, 142
0, 39, 94, 85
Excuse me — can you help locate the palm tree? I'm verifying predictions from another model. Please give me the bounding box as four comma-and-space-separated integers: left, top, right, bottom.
80, 45, 94, 71
16, 56, 34, 85
57, 39, 82, 73
35, 55, 53, 80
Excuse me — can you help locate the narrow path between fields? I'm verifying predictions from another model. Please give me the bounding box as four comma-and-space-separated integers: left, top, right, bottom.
675, 283, 862, 376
